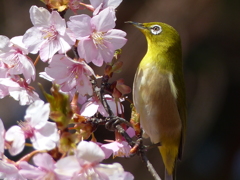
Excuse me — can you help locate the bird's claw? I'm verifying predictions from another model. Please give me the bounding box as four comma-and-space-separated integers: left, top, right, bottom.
105, 116, 131, 131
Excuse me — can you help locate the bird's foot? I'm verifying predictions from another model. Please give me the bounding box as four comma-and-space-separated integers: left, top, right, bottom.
105, 116, 131, 131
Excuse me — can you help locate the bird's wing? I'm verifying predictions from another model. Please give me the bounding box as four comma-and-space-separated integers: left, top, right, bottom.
174, 71, 187, 160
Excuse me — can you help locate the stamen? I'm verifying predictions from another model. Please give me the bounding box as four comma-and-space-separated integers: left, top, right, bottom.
42, 25, 58, 41
91, 31, 108, 49
17, 120, 34, 138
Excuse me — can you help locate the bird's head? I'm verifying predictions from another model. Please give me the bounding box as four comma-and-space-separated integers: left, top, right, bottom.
126, 21, 180, 46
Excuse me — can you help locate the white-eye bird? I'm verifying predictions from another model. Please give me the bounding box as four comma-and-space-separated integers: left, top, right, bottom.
128, 21, 186, 180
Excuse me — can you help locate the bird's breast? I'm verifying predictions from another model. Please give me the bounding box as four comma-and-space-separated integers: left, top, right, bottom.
133, 64, 182, 144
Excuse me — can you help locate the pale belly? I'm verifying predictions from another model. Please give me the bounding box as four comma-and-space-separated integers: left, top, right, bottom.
133, 66, 182, 144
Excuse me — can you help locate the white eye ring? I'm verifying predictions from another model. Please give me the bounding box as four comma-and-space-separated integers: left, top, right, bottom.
150, 25, 162, 35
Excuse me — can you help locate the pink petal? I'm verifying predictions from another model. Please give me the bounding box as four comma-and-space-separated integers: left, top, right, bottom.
39, 40, 60, 62
9, 86, 40, 106
51, 11, 66, 36
57, 36, 72, 54
23, 27, 44, 54
19, 161, 45, 179
68, 14, 92, 38
77, 37, 97, 63
95, 46, 114, 64
33, 153, 55, 170
45, 54, 74, 80
18, 54, 36, 83
126, 127, 135, 138
97, 102, 109, 117
91, 8, 115, 32
104, 29, 127, 49
75, 75, 93, 96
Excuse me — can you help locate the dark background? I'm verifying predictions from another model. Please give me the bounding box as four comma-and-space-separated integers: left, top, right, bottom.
0, 0, 240, 179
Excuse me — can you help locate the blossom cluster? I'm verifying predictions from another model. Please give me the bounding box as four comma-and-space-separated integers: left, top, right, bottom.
0, 0, 134, 179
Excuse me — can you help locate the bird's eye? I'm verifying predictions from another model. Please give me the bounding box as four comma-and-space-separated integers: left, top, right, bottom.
150, 25, 162, 35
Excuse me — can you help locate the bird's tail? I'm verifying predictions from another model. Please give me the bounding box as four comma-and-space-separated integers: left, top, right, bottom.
158, 146, 177, 180
164, 166, 176, 180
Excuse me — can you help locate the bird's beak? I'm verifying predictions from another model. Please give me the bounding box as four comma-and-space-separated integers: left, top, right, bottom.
125, 21, 146, 30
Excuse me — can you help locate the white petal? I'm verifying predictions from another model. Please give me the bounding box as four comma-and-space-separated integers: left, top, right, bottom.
31, 122, 59, 150
5, 126, 25, 156
30, 6, 51, 26
76, 141, 105, 163
23, 27, 44, 54
55, 156, 80, 177
25, 100, 49, 128
80, 101, 98, 117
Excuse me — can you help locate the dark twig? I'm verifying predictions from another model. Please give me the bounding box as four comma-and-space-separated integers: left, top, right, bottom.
100, 75, 114, 117
139, 148, 162, 180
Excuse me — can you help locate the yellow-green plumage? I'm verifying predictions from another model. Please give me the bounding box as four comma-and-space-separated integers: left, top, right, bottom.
129, 22, 186, 179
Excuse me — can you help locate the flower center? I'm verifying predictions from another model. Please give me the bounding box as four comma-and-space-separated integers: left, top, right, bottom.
91, 31, 107, 49
42, 25, 58, 41
17, 120, 34, 138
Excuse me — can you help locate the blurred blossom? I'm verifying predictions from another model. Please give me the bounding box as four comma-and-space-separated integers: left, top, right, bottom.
0, 159, 26, 180
71, 141, 134, 180
19, 153, 73, 180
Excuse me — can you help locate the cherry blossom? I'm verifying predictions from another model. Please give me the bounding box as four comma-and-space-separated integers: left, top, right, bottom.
19, 153, 74, 180
0, 0, 135, 179
23, 6, 73, 62
42, 54, 94, 96
0, 35, 35, 84
67, 7, 127, 66
5, 100, 59, 155
72, 141, 134, 180
0, 77, 39, 105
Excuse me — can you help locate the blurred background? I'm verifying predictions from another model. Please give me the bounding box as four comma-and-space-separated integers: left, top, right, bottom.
0, 0, 240, 179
